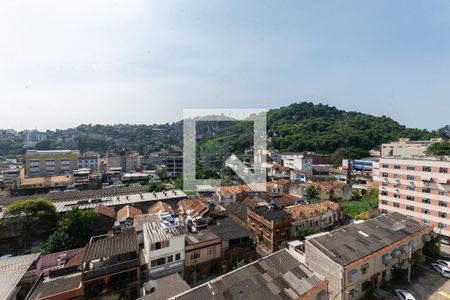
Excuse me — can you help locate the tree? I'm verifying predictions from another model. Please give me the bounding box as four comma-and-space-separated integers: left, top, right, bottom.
304, 185, 319, 201
236, 259, 247, 269
427, 141, 450, 156
422, 237, 440, 258
279, 240, 289, 249
5, 198, 57, 249
296, 227, 321, 240
43, 207, 99, 253
148, 181, 165, 192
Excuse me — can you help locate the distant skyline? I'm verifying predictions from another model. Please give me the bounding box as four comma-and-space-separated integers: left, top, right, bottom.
1, 1, 450, 131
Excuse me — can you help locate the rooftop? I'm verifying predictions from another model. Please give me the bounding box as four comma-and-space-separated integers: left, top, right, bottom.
140, 273, 190, 300
285, 201, 340, 220
83, 229, 138, 262
185, 230, 220, 246
148, 201, 175, 214
0, 253, 41, 300
308, 212, 432, 266
208, 217, 250, 241
178, 199, 209, 217
172, 249, 327, 300
226, 202, 248, 222
143, 219, 185, 243
28, 273, 82, 300
93, 204, 115, 218
252, 206, 291, 221
116, 205, 143, 221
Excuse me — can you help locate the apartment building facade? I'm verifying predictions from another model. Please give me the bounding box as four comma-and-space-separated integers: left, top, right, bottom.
106, 149, 140, 172
25, 150, 79, 177
77, 151, 100, 171
378, 156, 450, 237
165, 156, 183, 178
143, 218, 186, 279
281, 153, 313, 175
247, 206, 291, 253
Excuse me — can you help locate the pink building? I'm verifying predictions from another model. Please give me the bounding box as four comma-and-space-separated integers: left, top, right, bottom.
378, 156, 450, 237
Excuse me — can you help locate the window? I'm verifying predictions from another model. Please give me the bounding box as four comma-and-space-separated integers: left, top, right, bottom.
422, 208, 430, 215
191, 251, 200, 260
407, 165, 415, 171
406, 195, 415, 201
439, 223, 447, 229
394, 202, 400, 208
439, 212, 447, 218
394, 193, 401, 198
175, 253, 181, 261
439, 201, 448, 207
381, 200, 388, 205
407, 175, 415, 180
382, 164, 389, 168
422, 188, 431, 194
207, 246, 216, 256
394, 164, 401, 169
151, 260, 157, 268
422, 198, 430, 204
167, 255, 173, 263
382, 172, 388, 178
382, 182, 388, 187
361, 263, 369, 275
423, 166, 432, 172
151, 240, 169, 250
407, 185, 415, 191
440, 167, 448, 174
406, 205, 414, 211
381, 209, 387, 214
156, 257, 166, 266
381, 191, 388, 196
439, 190, 448, 196
394, 173, 400, 179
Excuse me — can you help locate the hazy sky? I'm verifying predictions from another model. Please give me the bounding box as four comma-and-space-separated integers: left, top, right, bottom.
1, 1, 449, 131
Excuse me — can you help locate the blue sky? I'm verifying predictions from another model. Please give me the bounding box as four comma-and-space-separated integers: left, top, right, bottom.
0, 1, 449, 130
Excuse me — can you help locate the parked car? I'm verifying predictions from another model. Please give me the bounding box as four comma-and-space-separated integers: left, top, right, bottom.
436, 259, 450, 268
395, 289, 416, 300
441, 237, 450, 245
431, 263, 450, 278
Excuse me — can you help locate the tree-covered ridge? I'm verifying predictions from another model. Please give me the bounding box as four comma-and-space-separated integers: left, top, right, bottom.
267, 102, 442, 155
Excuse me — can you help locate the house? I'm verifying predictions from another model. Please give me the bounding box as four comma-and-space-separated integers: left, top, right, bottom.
264, 192, 298, 208
148, 201, 175, 215
311, 181, 352, 201
177, 199, 209, 218
81, 229, 140, 299
93, 204, 116, 234
35, 247, 85, 279
247, 206, 291, 253
140, 273, 190, 300
216, 185, 251, 207
26, 273, 83, 300
281, 153, 313, 175
171, 249, 329, 300
267, 163, 291, 179
184, 230, 222, 284
208, 217, 256, 272
225, 202, 248, 228
284, 201, 343, 237
143, 216, 186, 279
116, 205, 143, 225
304, 213, 434, 300
0, 253, 41, 300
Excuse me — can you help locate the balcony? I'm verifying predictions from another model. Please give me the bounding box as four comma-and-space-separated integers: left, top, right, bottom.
83, 259, 139, 280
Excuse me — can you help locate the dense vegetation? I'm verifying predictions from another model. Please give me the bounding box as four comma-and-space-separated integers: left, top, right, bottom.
427, 141, 450, 156
340, 188, 379, 218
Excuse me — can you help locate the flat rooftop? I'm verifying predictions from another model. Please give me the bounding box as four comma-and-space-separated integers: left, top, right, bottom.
141, 273, 190, 300
208, 217, 250, 241
28, 273, 82, 300
172, 249, 327, 300
185, 230, 220, 246
308, 212, 431, 266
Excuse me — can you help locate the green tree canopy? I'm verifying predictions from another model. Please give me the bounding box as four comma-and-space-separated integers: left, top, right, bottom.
43, 207, 99, 253
427, 141, 450, 156
304, 185, 319, 200
5, 198, 57, 249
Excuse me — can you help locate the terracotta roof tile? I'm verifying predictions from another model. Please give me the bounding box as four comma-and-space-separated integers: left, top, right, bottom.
94, 204, 115, 218
285, 200, 341, 220
148, 201, 174, 214
116, 205, 142, 221
178, 199, 209, 217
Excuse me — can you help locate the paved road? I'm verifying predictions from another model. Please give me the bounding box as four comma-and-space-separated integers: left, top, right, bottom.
386, 263, 450, 300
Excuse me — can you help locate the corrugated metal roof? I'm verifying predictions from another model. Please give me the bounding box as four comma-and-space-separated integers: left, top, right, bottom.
82, 229, 138, 262
0, 253, 40, 300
